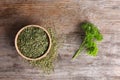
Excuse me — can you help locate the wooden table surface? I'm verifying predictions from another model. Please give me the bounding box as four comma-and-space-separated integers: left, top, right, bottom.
0, 0, 120, 80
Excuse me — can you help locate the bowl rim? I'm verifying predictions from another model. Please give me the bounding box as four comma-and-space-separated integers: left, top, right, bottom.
15, 25, 52, 61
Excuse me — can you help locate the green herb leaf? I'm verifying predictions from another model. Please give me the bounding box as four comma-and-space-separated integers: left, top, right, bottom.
72, 22, 103, 59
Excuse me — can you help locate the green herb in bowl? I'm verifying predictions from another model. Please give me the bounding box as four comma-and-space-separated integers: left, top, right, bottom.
15, 25, 51, 61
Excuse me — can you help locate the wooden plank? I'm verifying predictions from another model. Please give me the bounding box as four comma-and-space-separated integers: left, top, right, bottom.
0, 0, 120, 80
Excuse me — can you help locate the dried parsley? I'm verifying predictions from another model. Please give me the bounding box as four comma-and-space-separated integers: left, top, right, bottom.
29, 28, 57, 73
17, 26, 49, 59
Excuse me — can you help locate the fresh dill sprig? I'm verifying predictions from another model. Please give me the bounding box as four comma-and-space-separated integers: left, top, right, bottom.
72, 22, 103, 59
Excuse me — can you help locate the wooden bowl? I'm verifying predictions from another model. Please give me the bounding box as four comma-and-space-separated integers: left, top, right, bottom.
15, 25, 52, 61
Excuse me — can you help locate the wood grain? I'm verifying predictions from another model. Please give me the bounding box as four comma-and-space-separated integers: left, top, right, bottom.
0, 0, 120, 80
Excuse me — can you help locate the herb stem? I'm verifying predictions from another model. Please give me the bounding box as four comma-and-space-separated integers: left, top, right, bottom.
72, 39, 86, 59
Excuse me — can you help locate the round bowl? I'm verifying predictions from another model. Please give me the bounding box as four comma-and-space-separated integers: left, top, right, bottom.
15, 25, 52, 61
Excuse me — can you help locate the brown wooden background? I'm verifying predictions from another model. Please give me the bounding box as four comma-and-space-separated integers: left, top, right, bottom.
0, 0, 120, 80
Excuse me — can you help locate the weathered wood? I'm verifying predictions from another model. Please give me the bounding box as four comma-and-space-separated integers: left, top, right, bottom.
0, 0, 120, 80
